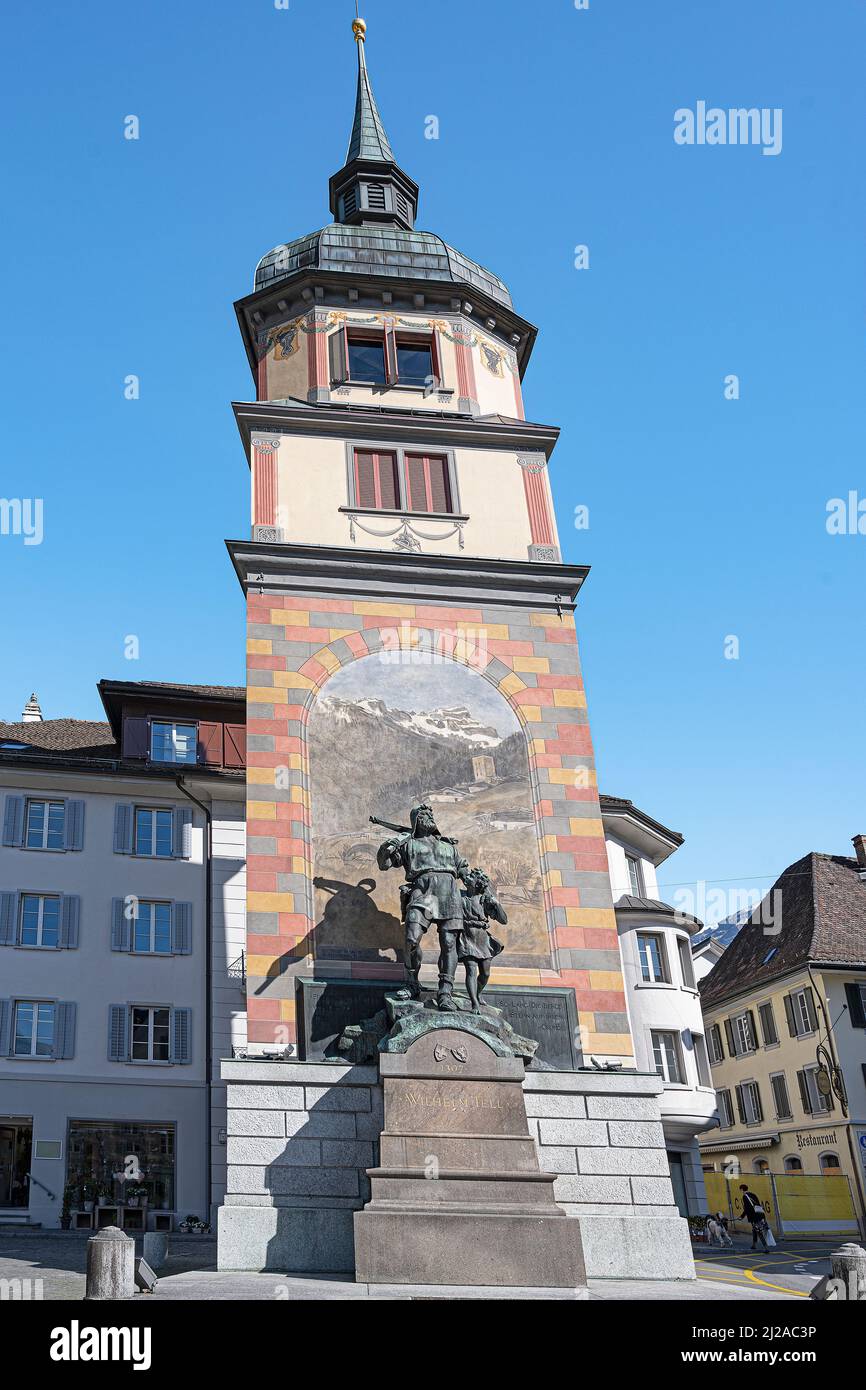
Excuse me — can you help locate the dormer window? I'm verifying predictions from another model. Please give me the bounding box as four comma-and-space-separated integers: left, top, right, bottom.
347, 332, 387, 385
396, 336, 433, 387
333, 327, 442, 391
150, 721, 197, 765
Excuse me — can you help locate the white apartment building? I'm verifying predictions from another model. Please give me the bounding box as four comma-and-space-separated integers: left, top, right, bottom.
601, 794, 718, 1219
0, 682, 246, 1230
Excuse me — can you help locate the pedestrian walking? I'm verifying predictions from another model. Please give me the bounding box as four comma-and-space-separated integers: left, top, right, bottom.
739, 1184, 770, 1252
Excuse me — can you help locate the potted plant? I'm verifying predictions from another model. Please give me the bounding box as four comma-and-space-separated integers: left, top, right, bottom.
178, 1215, 211, 1234
97, 1180, 114, 1208
126, 1185, 148, 1208
80, 1180, 95, 1214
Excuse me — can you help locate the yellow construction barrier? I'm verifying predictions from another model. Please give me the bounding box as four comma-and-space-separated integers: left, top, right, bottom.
774, 1174, 858, 1235
702, 1171, 858, 1237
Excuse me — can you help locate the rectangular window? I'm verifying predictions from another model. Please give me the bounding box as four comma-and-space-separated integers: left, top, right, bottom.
405, 452, 452, 514
637, 933, 668, 984
396, 337, 434, 387
758, 1001, 779, 1046
18, 894, 61, 948
693, 1032, 712, 1087
708, 1023, 724, 1064
353, 449, 400, 510
134, 808, 174, 858
651, 1030, 683, 1084
677, 936, 697, 989
66, 1120, 176, 1212
131, 903, 173, 955
627, 854, 645, 897
770, 1072, 792, 1120
734, 1011, 756, 1055
24, 800, 65, 850
347, 333, 387, 384
717, 1088, 734, 1128
130, 1006, 171, 1062
791, 988, 817, 1037
742, 1081, 763, 1124
13, 1001, 55, 1057
150, 722, 197, 765
801, 1065, 831, 1115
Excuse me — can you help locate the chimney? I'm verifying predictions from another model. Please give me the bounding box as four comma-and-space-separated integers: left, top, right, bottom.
852, 835, 866, 879
21, 692, 43, 724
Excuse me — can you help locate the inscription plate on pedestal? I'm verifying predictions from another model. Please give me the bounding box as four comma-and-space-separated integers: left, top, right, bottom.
297, 979, 580, 1069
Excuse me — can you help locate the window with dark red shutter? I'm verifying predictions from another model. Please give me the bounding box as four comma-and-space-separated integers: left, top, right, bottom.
405, 453, 451, 514
224, 724, 246, 769
197, 722, 223, 766
353, 450, 399, 510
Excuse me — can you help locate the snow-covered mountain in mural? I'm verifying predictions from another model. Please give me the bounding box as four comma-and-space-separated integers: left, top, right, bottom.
317, 696, 501, 749
307, 658, 551, 969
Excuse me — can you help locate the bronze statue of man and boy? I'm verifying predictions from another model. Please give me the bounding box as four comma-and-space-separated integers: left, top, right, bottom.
372, 804, 506, 1011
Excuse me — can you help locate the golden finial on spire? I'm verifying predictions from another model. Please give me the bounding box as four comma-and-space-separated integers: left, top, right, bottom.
352, 16, 367, 44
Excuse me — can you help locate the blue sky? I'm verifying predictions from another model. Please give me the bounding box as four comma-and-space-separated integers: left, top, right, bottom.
1, 1, 863, 920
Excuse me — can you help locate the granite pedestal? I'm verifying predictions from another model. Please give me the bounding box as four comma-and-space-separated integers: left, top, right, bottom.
353, 1023, 586, 1289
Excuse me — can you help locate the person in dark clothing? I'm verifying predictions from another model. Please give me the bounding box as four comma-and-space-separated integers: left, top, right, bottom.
739, 1184, 770, 1251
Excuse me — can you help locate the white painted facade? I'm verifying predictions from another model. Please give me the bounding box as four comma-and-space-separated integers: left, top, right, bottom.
602, 801, 718, 1219
0, 766, 244, 1227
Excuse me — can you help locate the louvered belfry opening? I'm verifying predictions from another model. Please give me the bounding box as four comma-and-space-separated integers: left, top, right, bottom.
328, 22, 418, 232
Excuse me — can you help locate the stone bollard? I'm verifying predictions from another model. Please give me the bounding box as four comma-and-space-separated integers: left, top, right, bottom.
142, 1232, 169, 1272
831, 1243, 866, 1300
85, 1226, 135, 1300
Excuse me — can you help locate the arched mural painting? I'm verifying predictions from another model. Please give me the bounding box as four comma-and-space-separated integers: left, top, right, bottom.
308, 654, 552, 969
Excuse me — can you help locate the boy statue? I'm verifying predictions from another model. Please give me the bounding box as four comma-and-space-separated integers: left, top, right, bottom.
458, 868, 506, 1012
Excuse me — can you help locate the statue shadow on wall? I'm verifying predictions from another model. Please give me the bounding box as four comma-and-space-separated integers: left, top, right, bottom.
252, 876, 403, 998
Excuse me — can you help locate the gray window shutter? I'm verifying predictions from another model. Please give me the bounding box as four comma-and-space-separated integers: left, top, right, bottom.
0, 999, 10, 1055
752, 1083, 763, 1123
113, 804, 134, 855
172, 903, 192, 955
60, 896, 81, 950
122, 716, 149, 759
797, 1069, 812, 1115
784, 993, 797, 1037
63, 800, 85, 851
845, 982, 866, 1030
108, 1005, 129, 1062
170, 1007, 192, 1064
2, 795, 25, 847
724, 1017, 736, 1056
111, 898, 132, 953
55, 1002, 77, 1059
735, 1084, 747, 1124
0, 892, 17, 947
329, 328, 348, 384
172, 807, 193, 859
746, 1010, 758, 1050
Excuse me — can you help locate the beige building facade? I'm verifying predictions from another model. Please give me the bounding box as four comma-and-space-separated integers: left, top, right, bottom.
698, 847, 866, 1235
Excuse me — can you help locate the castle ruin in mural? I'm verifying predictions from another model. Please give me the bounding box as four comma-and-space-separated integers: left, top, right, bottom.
308, 657, 549, 969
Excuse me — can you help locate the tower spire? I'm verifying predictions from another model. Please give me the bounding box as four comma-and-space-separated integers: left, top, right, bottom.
347, 16, 396, 165
329, 15, 419, 231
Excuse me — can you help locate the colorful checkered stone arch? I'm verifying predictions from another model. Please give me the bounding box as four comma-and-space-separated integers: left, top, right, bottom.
244, 592, 632, 1062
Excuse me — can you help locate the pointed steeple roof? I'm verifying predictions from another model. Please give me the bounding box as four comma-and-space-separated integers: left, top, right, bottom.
329, 17, 419, 232
346, 22, 396, 165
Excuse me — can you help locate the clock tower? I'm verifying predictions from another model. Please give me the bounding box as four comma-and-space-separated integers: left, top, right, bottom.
227, 19, 633, 1070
